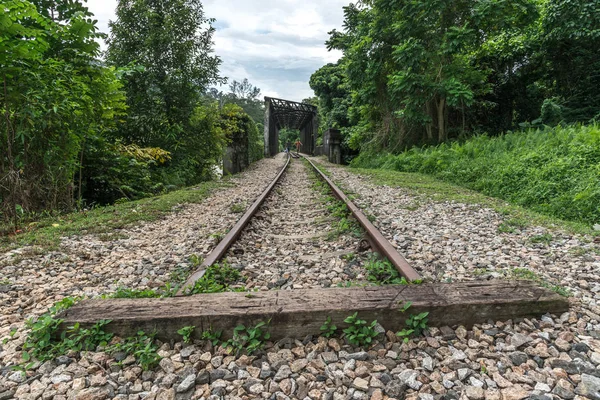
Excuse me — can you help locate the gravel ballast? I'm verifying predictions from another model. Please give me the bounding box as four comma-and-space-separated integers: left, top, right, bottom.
1, 154, 600, 400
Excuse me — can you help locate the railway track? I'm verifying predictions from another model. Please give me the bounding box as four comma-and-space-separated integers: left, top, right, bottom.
178, 154, 420, 293
62, 154, 567, 344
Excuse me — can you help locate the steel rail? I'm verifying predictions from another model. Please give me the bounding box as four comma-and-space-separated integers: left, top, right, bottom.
301, 156, 422, 282
176, 155, 292, 295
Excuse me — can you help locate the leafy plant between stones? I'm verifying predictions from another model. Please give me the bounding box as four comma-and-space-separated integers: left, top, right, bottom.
342, 312, 379, 347
177, 326, 195, 344
224, 320, 271, 355
320, 316, 337, 338
396, 301, 429, 343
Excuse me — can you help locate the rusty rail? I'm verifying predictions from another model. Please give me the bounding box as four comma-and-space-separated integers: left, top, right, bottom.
301, 156, 422, 282
176, 155, 291, 295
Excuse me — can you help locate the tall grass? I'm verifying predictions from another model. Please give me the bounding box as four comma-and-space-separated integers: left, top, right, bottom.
352, 124, 600, 225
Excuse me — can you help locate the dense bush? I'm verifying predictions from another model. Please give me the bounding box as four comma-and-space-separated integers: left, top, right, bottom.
352, 125, 600, 225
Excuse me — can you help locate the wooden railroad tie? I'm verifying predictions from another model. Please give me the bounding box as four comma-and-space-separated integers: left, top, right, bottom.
59, 281, 569, 342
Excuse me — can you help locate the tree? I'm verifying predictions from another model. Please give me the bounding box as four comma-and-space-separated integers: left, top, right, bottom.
106, 0, 223, 150
541, 0, 600, 122
209, 78, 265, 127
309, 62, 352, 131
1, 0, 127, 225
323, 0, 541, 150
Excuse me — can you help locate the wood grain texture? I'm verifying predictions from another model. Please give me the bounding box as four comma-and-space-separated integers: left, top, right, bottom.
59, 281, 569, 342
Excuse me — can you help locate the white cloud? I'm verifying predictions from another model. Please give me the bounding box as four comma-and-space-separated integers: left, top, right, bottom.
86, 0, 348, 102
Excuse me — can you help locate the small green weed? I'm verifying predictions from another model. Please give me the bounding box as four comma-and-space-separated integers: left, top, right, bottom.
183, 262, 246, 295
23, 313, 113, 363
107, 331, 161, 370
342, 312, 379, 347
396, 301, 429, 343
189, 254, 204, 267
2, 328, 18, 345
341, 252, 356, 261
230, 202, 246, 213
529, 233, 553, 245
320, 316, 337, 338
511, 268, 538, 280
511, 268, 572, 297
209, 232, 225, 242
364, 255, 409, 285
336, 281, 367, 288
177, 326, 195, 343
498, 218, 528, 233
201, 328, 222, 346
21, 298, 161, 370
225, 321, 271, 355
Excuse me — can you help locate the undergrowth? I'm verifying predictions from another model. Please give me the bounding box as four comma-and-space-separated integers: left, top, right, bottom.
308, 166, 362, 239
364, 256, 410, 285
0, 181, 222, 252
351, 124, 600, 227
182, 262, 246, 295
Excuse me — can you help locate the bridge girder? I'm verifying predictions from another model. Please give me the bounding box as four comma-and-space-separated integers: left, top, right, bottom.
264, 97, 318, 156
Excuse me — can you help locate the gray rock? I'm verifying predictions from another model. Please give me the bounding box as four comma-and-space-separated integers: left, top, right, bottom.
274, 365, 292, 382
423, 356, 434, 371
347, 352, 369, 361
552, 379, 575, 399
180, 346, 195, 359
55, 355, 72, 365
384, 381, 407, 397
458, 368, 471, 381
50, 373, 72, 384
176, 374, 196, 393
196, 370, 210, 385
576, 374, 600, 400
321, 352, 339, 363
511, 333, 533, 348
465, 386, 485, 400
8, 371, 25, 383
0, 391, 15, 400
209, 369, 226, 382
508, 351, 529, 366
398, 369, 421, 390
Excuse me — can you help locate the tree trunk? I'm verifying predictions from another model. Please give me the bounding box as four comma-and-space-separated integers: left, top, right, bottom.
3, 74, 17, 230
425, 102, 433, 141
437, 97, 446, 142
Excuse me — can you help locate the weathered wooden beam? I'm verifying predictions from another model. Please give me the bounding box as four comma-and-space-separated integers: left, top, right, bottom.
59, 281, 569, 342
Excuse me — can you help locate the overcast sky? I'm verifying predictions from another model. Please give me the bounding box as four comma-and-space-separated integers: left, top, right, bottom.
87, 0, 348, 102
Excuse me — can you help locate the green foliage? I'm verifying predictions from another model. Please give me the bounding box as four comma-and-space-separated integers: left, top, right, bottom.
342, 312, 379, 347
314, 0, 598, 153
209, 79, 264, 126
396, 301, 429, 343
230, 202, 246, 213
107, 331, 161, 370
106, 0, 222, 147
0, 0, 127, 226
200, 328, 222, 346
0, 179, 218, 252
183, 262, 245, 295
106, 286, 172, 299
511, 268, 572, 297
320, 316, 337, 338
177, 326, 195, 344
225, 321, 271, 355
364, 256, 409, 285
21, 297, 114, 363
530, 233, 553, 245
352, 125, 600, 226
